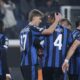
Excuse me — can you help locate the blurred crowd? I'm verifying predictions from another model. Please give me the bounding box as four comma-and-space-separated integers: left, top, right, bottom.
0, 0, 80, 39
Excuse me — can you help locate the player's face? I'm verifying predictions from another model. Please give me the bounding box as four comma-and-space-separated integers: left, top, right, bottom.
33, 16, 42, 26
47, 14, 55, 24
61, 21, 68, 27
60, 21, 71, 30
67, 25, 71, 30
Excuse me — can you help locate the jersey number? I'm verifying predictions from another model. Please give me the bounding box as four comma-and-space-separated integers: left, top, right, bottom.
20, 34, 27, 51
54, 34, 62, 50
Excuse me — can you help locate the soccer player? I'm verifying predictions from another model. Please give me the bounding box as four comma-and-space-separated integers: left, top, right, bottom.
62, 21, 80, 80
59, 18, 72, 30
20, 9, 62, 80
68, 21, 80, 80
62, 20, 80, 80
60, 18, 79, 80
0, 20, 11, 80
42, 13, 73, 80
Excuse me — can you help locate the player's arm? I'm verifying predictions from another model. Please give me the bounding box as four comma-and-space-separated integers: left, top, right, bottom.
0, 46, 11, 80
65, 40, 80, 60
2, 37, 11, 80
6, 74, 11, 80
62, 40, 80, 73
42, 13, 62, 35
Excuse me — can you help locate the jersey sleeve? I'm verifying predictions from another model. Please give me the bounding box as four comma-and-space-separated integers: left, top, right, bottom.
31, 26, 45, 36
72, 30, 80, 41
76, 32, 80, 41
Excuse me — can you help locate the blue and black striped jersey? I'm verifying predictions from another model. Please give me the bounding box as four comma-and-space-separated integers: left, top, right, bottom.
42, 25, 73, 68
71, 29, 80, 57
0, 33, 9, 76
72, 29, 80, 41
69, 29, 80, 75
20, 24, 45, 66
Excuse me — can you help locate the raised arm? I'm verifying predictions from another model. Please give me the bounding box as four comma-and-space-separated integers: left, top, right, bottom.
42, 13, 62, 35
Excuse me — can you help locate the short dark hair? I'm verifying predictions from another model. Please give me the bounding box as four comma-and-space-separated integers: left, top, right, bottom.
28, 9, 44, 21
76, 20, 80, 28
45, 12, 55, 23
0, 20, 4, 33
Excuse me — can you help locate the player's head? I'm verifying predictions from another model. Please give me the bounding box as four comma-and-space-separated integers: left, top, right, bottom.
0, 20, 4, 33
75, 20, 80, 28
59, 18, 72, 30
28, 9, 44, 26
46, 12, 55, 24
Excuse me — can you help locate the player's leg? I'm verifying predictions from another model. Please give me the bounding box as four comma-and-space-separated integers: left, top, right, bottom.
21, 65, 38, 80
68, 74, 78, 80
0, 75, 6, 80
68, 57, 79, 80
38, 67, 43, 80
20, 65, 32, 80
0, 76, 3, 80
77, 57, 80, 80
31, 65, 38, 80
53, 68, 66, 80
42, 67, 53, 80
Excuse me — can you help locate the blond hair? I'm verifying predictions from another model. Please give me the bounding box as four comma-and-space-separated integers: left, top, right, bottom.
28, 9, 44, 21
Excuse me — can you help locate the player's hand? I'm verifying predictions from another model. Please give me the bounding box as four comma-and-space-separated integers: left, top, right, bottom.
62, 60, 69, 73
55, 12, 62, 22
6, 74, 11, 80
